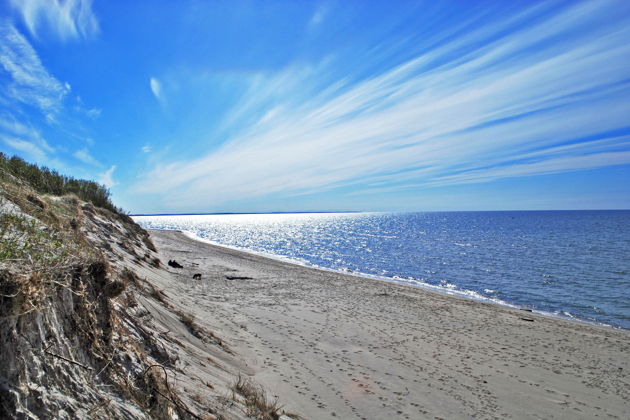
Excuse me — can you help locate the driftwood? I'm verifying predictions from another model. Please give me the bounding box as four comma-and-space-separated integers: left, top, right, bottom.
225, 275, 253, 280
167, 260, 184, 269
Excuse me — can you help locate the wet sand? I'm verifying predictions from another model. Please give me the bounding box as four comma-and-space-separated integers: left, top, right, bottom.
148, 229, 629, 419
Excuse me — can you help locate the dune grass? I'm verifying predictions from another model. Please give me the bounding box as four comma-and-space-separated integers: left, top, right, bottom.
232, 374, 284, 420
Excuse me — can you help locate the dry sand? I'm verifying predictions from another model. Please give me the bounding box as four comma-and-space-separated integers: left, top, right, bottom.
147, 229, 629, 419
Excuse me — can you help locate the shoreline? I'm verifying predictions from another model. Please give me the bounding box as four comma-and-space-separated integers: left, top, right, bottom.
158, 228, 623, 332
148, 229, 629, 419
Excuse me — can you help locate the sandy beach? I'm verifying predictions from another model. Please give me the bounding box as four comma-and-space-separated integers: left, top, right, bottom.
146, 229, 629, 419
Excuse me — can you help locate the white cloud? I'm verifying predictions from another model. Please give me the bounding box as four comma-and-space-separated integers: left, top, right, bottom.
0, 112, 55, 158
0, 17, 101, 178
258, 107, 281, 124
150, 77, 164, 104
73, 147, 101, 166
73, 95, 101, 118
10, 0, 100, 41
141, 145, 151, 153
309, 5, 328, 28
85, 107, 101, 118
0, 23, 70, 119
1, 134, 47, 161
99, 165, 116, 188
425, 151, 630, 188
132, 0, 630, 208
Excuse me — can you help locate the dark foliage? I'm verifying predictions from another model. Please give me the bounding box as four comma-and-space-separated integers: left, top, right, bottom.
0, 152, 122, 214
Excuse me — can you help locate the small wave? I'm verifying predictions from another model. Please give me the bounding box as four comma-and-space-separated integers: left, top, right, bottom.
158, 228, 585, 324
135, 213, 629, 330
177, 229, 520, 310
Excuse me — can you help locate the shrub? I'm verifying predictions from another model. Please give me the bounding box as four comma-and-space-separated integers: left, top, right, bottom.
0, 152, 122, 214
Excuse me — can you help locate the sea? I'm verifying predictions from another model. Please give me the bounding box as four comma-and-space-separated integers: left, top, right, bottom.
133, 211, 630, 330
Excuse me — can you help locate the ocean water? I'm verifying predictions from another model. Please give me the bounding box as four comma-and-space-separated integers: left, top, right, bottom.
133, 211, 630, 330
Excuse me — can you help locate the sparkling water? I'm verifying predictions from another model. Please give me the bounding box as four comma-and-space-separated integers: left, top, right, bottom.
134, 211, 630, 329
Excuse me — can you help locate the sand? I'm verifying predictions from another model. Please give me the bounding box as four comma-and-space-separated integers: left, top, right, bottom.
146, 229, 629, 419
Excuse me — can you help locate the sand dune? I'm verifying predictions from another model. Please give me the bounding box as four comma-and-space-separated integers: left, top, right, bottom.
149, 229, 629, 419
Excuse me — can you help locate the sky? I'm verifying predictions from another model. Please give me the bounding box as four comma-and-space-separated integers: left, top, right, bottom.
1, 0, 629, 213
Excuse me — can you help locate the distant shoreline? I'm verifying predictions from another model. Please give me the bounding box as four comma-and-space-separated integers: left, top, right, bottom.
130, 210, 364, 216
130, 209, 630, 217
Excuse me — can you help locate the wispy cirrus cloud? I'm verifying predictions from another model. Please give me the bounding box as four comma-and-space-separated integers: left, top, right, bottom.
99, 164, 116, 188
0, 135, 47, 161
73, 147, 101, 167
308, 4, 329, 29
0, 22, 70, 120
132, 0, 630, 210
74, 95, 101, 118
0, 112, 53, 151
0, 18, 105, 182
10, 0, 99, 41
149, 77, 165, 104
0, 111, 55, 163
0, 21, 70, 167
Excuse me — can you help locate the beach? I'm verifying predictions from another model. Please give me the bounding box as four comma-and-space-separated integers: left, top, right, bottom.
142, 229, 630, 419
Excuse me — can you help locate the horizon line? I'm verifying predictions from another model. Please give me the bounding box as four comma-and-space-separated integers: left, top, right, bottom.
129, 209, 630, 217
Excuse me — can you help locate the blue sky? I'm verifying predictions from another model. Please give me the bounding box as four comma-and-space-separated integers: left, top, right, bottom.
1, 0, 629, 213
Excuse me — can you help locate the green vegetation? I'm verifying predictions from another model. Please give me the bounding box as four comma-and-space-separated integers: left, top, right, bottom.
0, 211, 95, 317
0, 154, 111, 317
0, 152, 121, 214
0, 214, 70, 264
